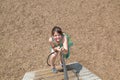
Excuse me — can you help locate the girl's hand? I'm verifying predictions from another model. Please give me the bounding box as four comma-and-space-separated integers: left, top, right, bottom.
54, 46, 61, 52
57, 46, 62, 52
60, 47, 68, 54
60, 47, 64, 52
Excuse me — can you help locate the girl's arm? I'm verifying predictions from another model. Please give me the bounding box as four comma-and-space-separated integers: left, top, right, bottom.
49, 37, 60, 52
62, 36, 68, 54
49, 37, 55, 48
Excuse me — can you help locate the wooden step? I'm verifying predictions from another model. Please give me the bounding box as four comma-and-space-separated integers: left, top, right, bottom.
22, 62, 102, 80
33, 70, 77, 80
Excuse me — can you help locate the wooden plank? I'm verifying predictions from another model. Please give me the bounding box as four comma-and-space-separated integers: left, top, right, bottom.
33, 71, 76, 80
79, 67, 102, 80
22, 62, 102, 80
32, 68, 77, 80
33, 66, 62, 77
22, 68, 76, 80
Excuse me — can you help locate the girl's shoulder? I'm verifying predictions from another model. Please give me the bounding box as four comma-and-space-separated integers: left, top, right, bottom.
63, 33, 69, 39
62, 33, 68, 42
49, 37, 53, 42
63, 33, 67, 37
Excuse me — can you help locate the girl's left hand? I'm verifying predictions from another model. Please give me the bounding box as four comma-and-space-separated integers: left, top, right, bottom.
55, 46, 61, 52
60, 47, 64, 52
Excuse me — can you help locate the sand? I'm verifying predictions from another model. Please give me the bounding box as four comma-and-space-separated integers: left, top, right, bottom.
0, 0, 120, 80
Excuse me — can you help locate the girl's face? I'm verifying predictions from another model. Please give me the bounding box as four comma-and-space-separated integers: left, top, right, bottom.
53, 32, 62, 42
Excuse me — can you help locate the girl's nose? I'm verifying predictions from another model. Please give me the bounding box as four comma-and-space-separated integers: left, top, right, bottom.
56, 36, 59, 38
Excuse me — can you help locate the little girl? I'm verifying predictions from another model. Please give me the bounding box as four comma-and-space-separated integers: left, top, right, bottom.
49, 26, 73, 73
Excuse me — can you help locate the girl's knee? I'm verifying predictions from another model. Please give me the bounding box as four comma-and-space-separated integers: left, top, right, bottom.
51, 53, 57, 58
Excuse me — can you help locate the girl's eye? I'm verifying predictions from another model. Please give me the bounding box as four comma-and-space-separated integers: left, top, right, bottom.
54, 34, 60, 37
54, 35, 57, 37
53, 32, 61, 37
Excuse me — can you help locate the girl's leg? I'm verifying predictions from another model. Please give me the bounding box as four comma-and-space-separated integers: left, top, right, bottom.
50, 52, 58, 69
59, 52, 63, 67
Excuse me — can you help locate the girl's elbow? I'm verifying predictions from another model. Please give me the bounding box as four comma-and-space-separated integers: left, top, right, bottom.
64, 49, 68, 54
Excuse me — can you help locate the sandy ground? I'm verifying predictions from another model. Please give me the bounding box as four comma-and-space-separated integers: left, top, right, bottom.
0, 0, 120, 80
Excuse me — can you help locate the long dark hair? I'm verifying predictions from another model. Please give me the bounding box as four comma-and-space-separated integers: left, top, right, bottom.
52, 26, 63, 36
